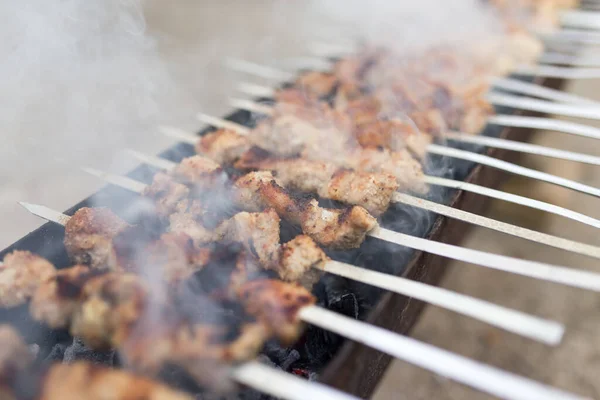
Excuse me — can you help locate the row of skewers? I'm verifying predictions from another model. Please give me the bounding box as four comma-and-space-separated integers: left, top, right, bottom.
5, 0, 600, 399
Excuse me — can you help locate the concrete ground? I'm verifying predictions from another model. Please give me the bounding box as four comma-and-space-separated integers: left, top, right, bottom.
2, 2, 600, 399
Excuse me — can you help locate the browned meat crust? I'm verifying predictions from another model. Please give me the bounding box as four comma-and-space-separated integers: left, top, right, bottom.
39, 362, 194, 400
64, 207, 130, 270
0, 251, 56, 308
237, 279, 315, 345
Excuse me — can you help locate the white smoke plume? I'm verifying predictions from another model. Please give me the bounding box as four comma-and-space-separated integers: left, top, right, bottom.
0, 0, 501, 247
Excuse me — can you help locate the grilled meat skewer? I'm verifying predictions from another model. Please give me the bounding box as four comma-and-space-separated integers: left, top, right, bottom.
196, 113, 429, 194
139, 155, 379, 250
62, 205, 328, 287
0, 251, 315, 384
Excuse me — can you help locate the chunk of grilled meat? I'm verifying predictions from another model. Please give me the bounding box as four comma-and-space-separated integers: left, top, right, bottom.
197, 128, 252, 164
217, 210, 328, 286
278, 235, 327, 288
0, 324, 34, 400
169, 155, 221, 186
64, 207, 130, 270
70, 272, 151, 350
33, 362, 193, 400
236, 150, 399, 216
237, 279, 315, 345
0, 324, 33, 377
145, 157, 378, 249
215, 209, 282, 268
30, 265, 98, 329
142, 173, 192, 217
295, 71, 338, 98
0, 251, 56, 308
252, 112, 352, 158
63, 208, 211, 284
171, 208, 327, 288
29, 266, 150, 349
234, 171, 378, 249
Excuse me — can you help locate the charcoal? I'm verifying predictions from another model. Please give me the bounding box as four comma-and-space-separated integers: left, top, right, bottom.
43, 342, 68, 363
63, 337, 115, 366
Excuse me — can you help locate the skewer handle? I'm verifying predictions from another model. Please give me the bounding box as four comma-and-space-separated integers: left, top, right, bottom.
394, 193, 600, 260
323, 261, 563, 345
232, 361, 361, 400
561, 9, 600, 30
427, 144, 600, 198
488, 115, 600, 140
445, 132, 600, 166
370, 227, 600, 292
299, 306, 584, 400
424, 176, 600, 229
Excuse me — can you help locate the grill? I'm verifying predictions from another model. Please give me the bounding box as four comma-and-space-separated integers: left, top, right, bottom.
1, 1, 600, 399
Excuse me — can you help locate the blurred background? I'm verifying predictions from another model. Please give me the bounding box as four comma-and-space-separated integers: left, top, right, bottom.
2, 1, 600, 398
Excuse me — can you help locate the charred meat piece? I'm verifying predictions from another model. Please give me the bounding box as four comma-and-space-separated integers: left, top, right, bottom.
169, 155, 221, 185
197, 128, 252, 165
234, 171, 378, 249
0, 251, 56, 308
64, 207, 130, 270
216, 209, 282, 269
295, 71, 338, 98
70, 272, 151, 350
355, 119, 432, 159
34, 362, 193, 400
30, 265, 98, 329
143, 173, 191, 217
349, 147, 428, 194
278, 235, 327, 288
118, 231, 210, 285
0, 324, 33, 378
63, 208, 210, 285
237, 279, 315, 345
236, 152, 398, 216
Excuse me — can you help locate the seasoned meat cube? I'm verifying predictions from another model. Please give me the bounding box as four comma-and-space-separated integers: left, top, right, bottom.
233, 171, 276, 212
235, 172, 378, 249
278, 235, 327, 288
64, 207, 129, 270
299, 202, 378, 250
197, 129, 251, 164
142, 173, 190, 217
353, 148, 428, 194
0, 251, 56, 308
295, 71, 338, 98
327, 169, 398, 217
70, 273, 149, 349
355, 119, 432, 156
38, 362, 193, 400
30, 265, 97, 329
169, 155, 220, 185
216, 209, 281, 269
168, 211, 215, 246
144, 232, 210, 284
0, 324, 33, 377
237, 154, 398, 216
237, 279, 315, 344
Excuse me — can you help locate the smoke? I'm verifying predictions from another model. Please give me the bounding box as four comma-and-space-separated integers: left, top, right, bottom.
0, 0, 197, 247
309, 0, 503, 53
